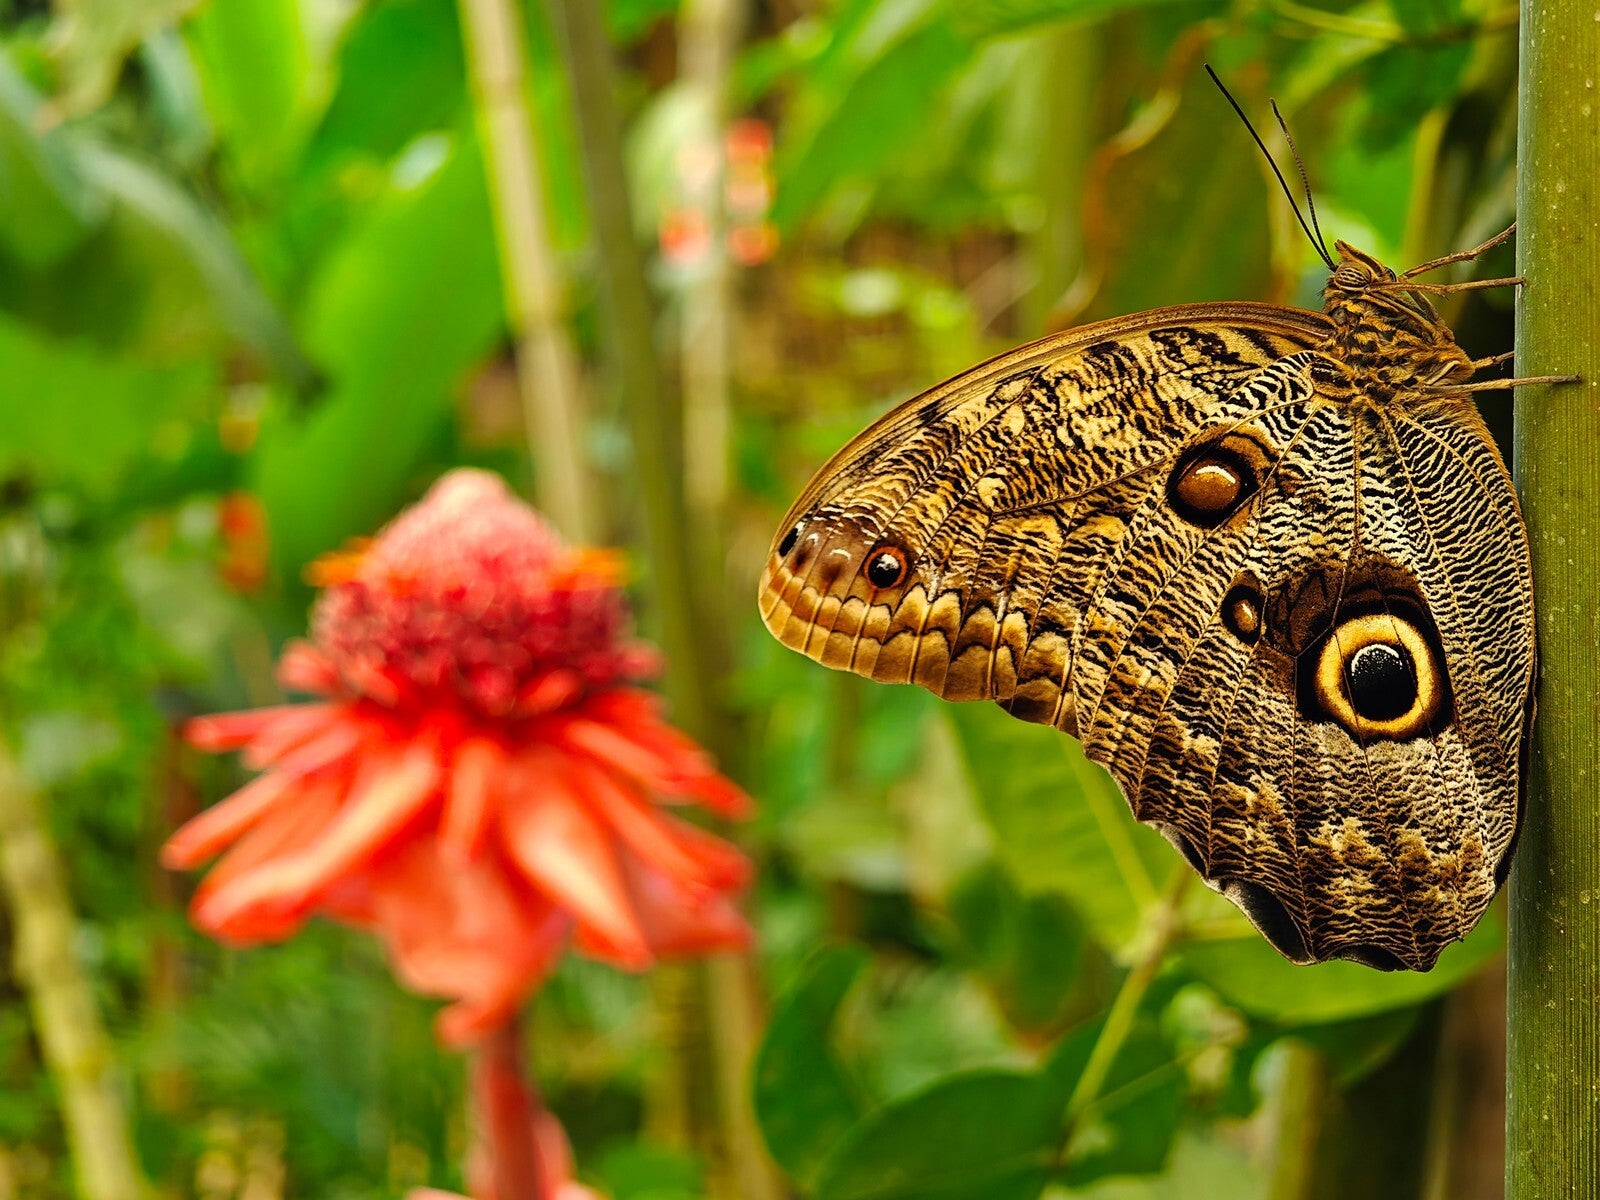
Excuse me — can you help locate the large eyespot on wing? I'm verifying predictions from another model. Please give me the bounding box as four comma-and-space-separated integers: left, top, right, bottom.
758, 305, 1329, 716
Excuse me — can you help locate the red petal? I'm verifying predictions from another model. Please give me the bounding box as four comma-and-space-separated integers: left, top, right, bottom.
627, 858, 751, 957
271, 716, 370, 777
241, 704, 348, 770
559, 717, 668, 783
196, 739, 442, 930
186, 706, 317, 752
559, 702, 751, 819
685, 773, 753, 820
518, 668, 582, 716
276, 641, 342, 695
499, 755, 650, 968
440, 736, 506, 863
330, 842, 567, 1045
575, 759, 750, 892
161, 770, 296, 868
287, 737, 444, 896
190, 778, 343, 940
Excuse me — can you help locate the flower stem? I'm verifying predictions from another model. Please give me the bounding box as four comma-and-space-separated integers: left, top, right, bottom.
0, 742, 146, 1200
475, 1017, 546, 1200
456, 0, 595, 542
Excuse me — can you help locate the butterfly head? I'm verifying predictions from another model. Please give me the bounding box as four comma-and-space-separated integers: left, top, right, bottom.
1320, 242, 1475, 398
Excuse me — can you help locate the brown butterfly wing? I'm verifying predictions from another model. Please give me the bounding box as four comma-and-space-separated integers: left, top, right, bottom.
759, 303, 1532, 970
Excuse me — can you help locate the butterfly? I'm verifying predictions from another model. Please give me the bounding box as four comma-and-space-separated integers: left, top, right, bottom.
756, 86, 1576, 970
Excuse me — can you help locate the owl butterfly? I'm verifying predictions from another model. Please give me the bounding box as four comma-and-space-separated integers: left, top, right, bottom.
757, 82, 1577, 971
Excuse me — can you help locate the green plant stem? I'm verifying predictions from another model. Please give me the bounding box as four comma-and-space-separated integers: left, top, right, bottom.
543, 0, 711, 743
1507, 0, 1600, 1190
1266, 1039, 1327, 1200
1066, 869, 1190, 1118
0, 743, 145, 1200
678, 0, 743, 535
544, 8, 779, 1198
457, 0, 594, 541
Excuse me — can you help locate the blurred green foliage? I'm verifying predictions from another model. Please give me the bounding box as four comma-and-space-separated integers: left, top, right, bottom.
0, 0, 1522, 1196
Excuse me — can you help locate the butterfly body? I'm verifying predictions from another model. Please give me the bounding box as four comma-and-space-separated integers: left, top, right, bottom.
759, 241, 1535, 971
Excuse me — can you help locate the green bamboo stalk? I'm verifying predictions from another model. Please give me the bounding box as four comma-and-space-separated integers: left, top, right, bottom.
678, 0, 744, 535
456, 0, 595, 542
1507, 0, 1600, 1190
541, 8, 782, 1198
0, 743, 145, 1200
542, 0, 712, 745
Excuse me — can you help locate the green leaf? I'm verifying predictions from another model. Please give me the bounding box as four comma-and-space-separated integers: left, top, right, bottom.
0, 313, 210, 494
1384, 0, 1465, 36
185, 0, 316, 189
252, 128, 503, 576
754, 945, 870, 1186
0, 54, 104, 267
46, 0, 198, 116
72, 141, 314, 386
594, 1142, 702, 1200
1178, 907, 1503, 1023
1063, 65, 1275, 325
946, 706, 1171, 952
1063, 1130, 1267, 1200
950, 0, 1218, 39
773, 18, 974, 230
301, 0, 466, 176
947, 861, 1089, 1035
1289, 1007, 1422, 1088
1358, 43, 1473, 150
813, 1069, 1062, 1200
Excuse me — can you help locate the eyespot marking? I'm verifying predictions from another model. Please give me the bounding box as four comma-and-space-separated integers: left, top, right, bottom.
791, 531, 820, 571
1311, 611, 1442, 741
778, 523, 801, 557
1221, 583, 1264, 645
1167, 432, 1271, 529
865, 545, 907, 590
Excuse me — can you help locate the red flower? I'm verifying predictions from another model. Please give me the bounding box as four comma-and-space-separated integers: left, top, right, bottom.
165, 470, 753, 1044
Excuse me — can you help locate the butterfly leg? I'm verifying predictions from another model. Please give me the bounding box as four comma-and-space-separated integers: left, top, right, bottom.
1402, 223, 1517, 277
1436, 373, 1582, 393
1389, 275, 1523, 296
1470, 351, 1516, 372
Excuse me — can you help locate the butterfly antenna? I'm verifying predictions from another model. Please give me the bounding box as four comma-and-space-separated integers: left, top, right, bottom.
1271, 99, 1335, 269
1203, 64, 1336, 270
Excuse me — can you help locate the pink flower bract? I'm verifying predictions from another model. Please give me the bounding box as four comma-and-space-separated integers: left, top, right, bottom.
165, 470, 754, 1044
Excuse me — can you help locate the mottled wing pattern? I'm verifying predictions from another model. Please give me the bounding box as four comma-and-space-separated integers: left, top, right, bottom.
758, 304, 1532, 970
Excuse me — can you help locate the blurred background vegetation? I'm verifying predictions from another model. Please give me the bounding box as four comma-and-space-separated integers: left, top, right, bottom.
0, 0, 1526, 1197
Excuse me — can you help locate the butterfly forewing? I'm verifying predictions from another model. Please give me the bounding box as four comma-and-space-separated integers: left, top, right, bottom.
761, 305, 1324, 714
759, 279, 1535, 971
